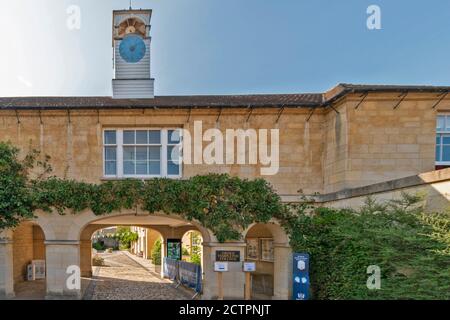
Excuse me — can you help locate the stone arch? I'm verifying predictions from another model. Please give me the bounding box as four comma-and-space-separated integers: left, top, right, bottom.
242, 220, 292, 300
0, 221, 47, 299
242, 219, 290, 245
34, 209, 216, 243
75, 210, 215, 280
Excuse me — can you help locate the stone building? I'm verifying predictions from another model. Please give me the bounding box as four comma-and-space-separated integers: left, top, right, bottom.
1, 7, 450, 300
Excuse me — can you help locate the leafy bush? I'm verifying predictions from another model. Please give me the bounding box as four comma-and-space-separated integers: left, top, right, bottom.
190, 253, 202, 265
288, 194, 450, 300
92, 242, 104, 251
151, 239, 162, 266
113, 226, 139, 249
0, 142, 50, 229
182, 247, 190, 256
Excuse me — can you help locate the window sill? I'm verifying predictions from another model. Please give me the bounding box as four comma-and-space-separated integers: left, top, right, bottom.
101, 176, 183, 181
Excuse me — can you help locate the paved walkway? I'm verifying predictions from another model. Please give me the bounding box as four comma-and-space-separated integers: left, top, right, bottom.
83, 251, 191, 300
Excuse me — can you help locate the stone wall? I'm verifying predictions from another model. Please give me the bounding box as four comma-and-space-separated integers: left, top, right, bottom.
322, 92, 445, 193
0, 92, 447, 196
12, 222, 34, 283
0, 108, 323, 196
316, 168, 450, 213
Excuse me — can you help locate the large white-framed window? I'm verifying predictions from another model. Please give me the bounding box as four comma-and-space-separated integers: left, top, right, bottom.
103, 128, 182, 179
436, 115, 450, 165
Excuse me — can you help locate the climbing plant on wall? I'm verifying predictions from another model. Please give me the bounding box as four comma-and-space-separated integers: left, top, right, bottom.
0, 142, 287, 242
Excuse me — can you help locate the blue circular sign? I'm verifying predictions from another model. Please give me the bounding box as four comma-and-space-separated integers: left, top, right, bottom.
119, 35, 146, 63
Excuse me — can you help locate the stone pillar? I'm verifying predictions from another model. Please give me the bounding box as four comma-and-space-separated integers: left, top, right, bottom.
201, 242, 246, 300
160, 236, 167, 279
273, 244, 293, 300
0, 237, 15, 299
45, 240, 81, 300
80, 240, 92, 277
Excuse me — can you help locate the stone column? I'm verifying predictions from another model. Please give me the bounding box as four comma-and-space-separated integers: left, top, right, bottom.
45, 240, 81, 300
0, 237, 15, 299
160, 236, 167, 279
201, 242, 246, 300
79, 240, 92, 277
273, 244, 293, 300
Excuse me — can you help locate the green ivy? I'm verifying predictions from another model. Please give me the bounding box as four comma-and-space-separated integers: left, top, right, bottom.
0, 142, 286, 242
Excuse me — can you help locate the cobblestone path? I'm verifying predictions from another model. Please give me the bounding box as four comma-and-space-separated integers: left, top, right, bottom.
84, 251, 191, 300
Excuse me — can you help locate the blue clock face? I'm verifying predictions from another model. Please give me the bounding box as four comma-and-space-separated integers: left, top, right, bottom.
119, 35, 146, 63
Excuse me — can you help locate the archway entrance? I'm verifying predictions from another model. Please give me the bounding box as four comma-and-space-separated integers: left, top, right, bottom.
244, 222, 293, 300
9, 222, 46, 299
79, 214, 208, 300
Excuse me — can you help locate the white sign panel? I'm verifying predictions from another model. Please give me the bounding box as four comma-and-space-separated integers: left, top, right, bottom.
243, 262, 256, 272
214, 262, 229, 272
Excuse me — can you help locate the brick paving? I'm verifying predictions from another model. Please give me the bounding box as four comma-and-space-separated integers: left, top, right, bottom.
84, 251, 191, 300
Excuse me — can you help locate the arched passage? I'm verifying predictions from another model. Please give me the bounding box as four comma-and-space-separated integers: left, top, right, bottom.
29, 208, 292, 300
0, 221, 47, 299
76, 212, 212, 299
181, 229, 203, 266
243, 221, 292, 300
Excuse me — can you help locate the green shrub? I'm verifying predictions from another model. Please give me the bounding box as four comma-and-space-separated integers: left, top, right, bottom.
182, 247, 190, 256
113, 226, 139, 249
289, 194, 450, 300
151, 239, 162, 266
92, 242, 104, 251
190, 253, 202, 265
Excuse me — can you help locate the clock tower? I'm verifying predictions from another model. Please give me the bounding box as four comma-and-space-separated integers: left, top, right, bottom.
112, 9, 154, 99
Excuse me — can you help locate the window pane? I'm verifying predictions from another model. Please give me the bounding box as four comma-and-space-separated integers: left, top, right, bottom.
443, 146, 450, 161
123, 131, 135, 144
437, 116, 445, 131
136, 162, 148, 175
443, 135, 450, 145
136, 147, 148, 161
149, 161, 161, 175
136, 131, 148, 144
168, 146, 180, 162
446, 116, 450, 131
149, 146, 161, 160
123, 147, 135, 161
105, 161, 117, 175
104, 131, 116, 145
168, 161, 180, 175
149, 131, 161, 144
436, 146, 441, 161
124, 161, 135, 175
105, 147, 117, 161
168, 130, 181, 144
437, 136, 441, 145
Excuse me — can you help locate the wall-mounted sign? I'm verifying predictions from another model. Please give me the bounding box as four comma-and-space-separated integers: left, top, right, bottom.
215, 250, 240, 262
293, 253, 310, 301
214, 262, 229, 272
243, 262, 256, 272
167, 239, 182, 261
246, 238, 259, 260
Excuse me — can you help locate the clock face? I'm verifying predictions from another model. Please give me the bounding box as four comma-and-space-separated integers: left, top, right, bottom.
119, 35, 146, 63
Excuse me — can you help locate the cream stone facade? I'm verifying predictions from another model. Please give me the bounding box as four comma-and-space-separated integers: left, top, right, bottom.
1, 87, 450, 300
1, 7, 450, 301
